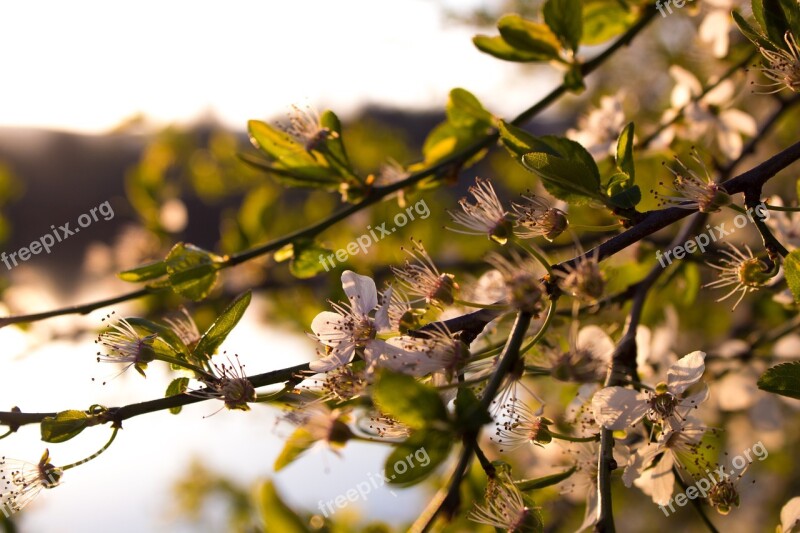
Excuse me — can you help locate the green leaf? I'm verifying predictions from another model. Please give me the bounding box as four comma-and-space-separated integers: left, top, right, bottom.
290, 241, 333, 279
761, 0, 792, 44
165, 378, 190, 414
582, 1, 636, 46
422, 121, 485, 166
536, 136, 601, 182
372, 370, 448, 430
257, 481, 310, 533
318, 110, 358, 183
41, 410, 89, 443
543, 0, 583, 52
733, 11, 778, 51
615, 122, 635, 180
165, 243, 223, 301
473, 35, 555, 63
118, 260, 167, 282
454, 387, 492, 432
515, 466, 578, 491
607, 184, 641, 209
247, 120, 338, 183
522, 152, 602, 205
758, 361, 800, 399
274, 427, 316, 471
497, 15, 562, 59
498, 121, 543, 158
784, 250, 800, 303
193, 291, 252, 360
384, 429, 452, 485
447, 88, 493, 129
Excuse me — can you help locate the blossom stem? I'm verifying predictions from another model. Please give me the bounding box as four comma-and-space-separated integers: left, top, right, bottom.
61, 426, 119, 471
549, 431, 599, 442
513, 239, 553, 276
763, 203, 800, 212
452, 298, 508, 310
518, 303, 558, 356
0, 429, 11, 440
155, 355, 215, 381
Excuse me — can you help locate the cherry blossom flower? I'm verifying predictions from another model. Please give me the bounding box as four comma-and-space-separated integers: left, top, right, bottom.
193, 354, 256, 411
95, 314, 157, 377
367, 324, 468, 380
754, 32, 800, 94
281, 403, 353, 448
554, 250, 605, 304
653, 150, 730, 212
447, 177, 513, 243
592, 351, 708, 431
391, 239, 458, 306
566, 95, 626, 159
491, 399, 554, 452
657, 67, 756, 160
698, 0, 737, 58
309, 271, 398, 372
704, 244, 774, 310
485, 250, 546, 315
163, 307, 201, 348
1, 450, 62, 516
624, 417, 709, 505
468, 473, 541, 532
512, 194, 569, 241
286, 105, 332, 152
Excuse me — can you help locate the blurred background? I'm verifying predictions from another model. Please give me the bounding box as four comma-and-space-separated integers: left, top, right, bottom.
1, 0, 799, 532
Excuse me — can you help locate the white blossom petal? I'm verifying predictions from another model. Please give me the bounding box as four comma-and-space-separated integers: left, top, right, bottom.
577, 325, 615, 364
310, 311, 350, 347
341, 270, 378, 314
309, 343, 356, 372
780, 496, 800, 532
667, 351, 706, 395
592, 387, 649, 430
634, 453, 675, 506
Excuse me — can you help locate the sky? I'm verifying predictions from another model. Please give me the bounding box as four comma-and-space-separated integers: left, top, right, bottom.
0, 0, 551, 134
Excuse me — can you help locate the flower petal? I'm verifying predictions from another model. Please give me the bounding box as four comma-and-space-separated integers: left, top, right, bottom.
341, 270, 378, 314
667, 351, 706, 395
634, 453, 675, 506
309, 343, 355, 372
592, 387, 649, 430
577, 325, 615, 364
780, 496, 800, 533
310, 311, 349, 347
374, 287, 392, 332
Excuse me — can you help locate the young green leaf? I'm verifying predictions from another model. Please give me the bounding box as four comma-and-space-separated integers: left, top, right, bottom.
41, 410, 89, 443
497, 15, 562, 59
118, 259, 168, 282
247, 120, 337, 183
165, 377, 190, 415
193, 291, 252, 360
274, 428, 316, 471
733, 11, 778, 51
758, 361, 800, 399
473, 35, 554, 62
384, 429, 452, 485
582, 1, 636, 46
522, 152, 602, 205
543, 0, 583, 52
785, 250, 800, 303
446, 88, 494, 129
257, 481, 310, 533
165, 243, 223, 301
290, 241, 333, 279
454, 387, 492, 431
615, 122, 635, 180
372, 370, 448, 430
